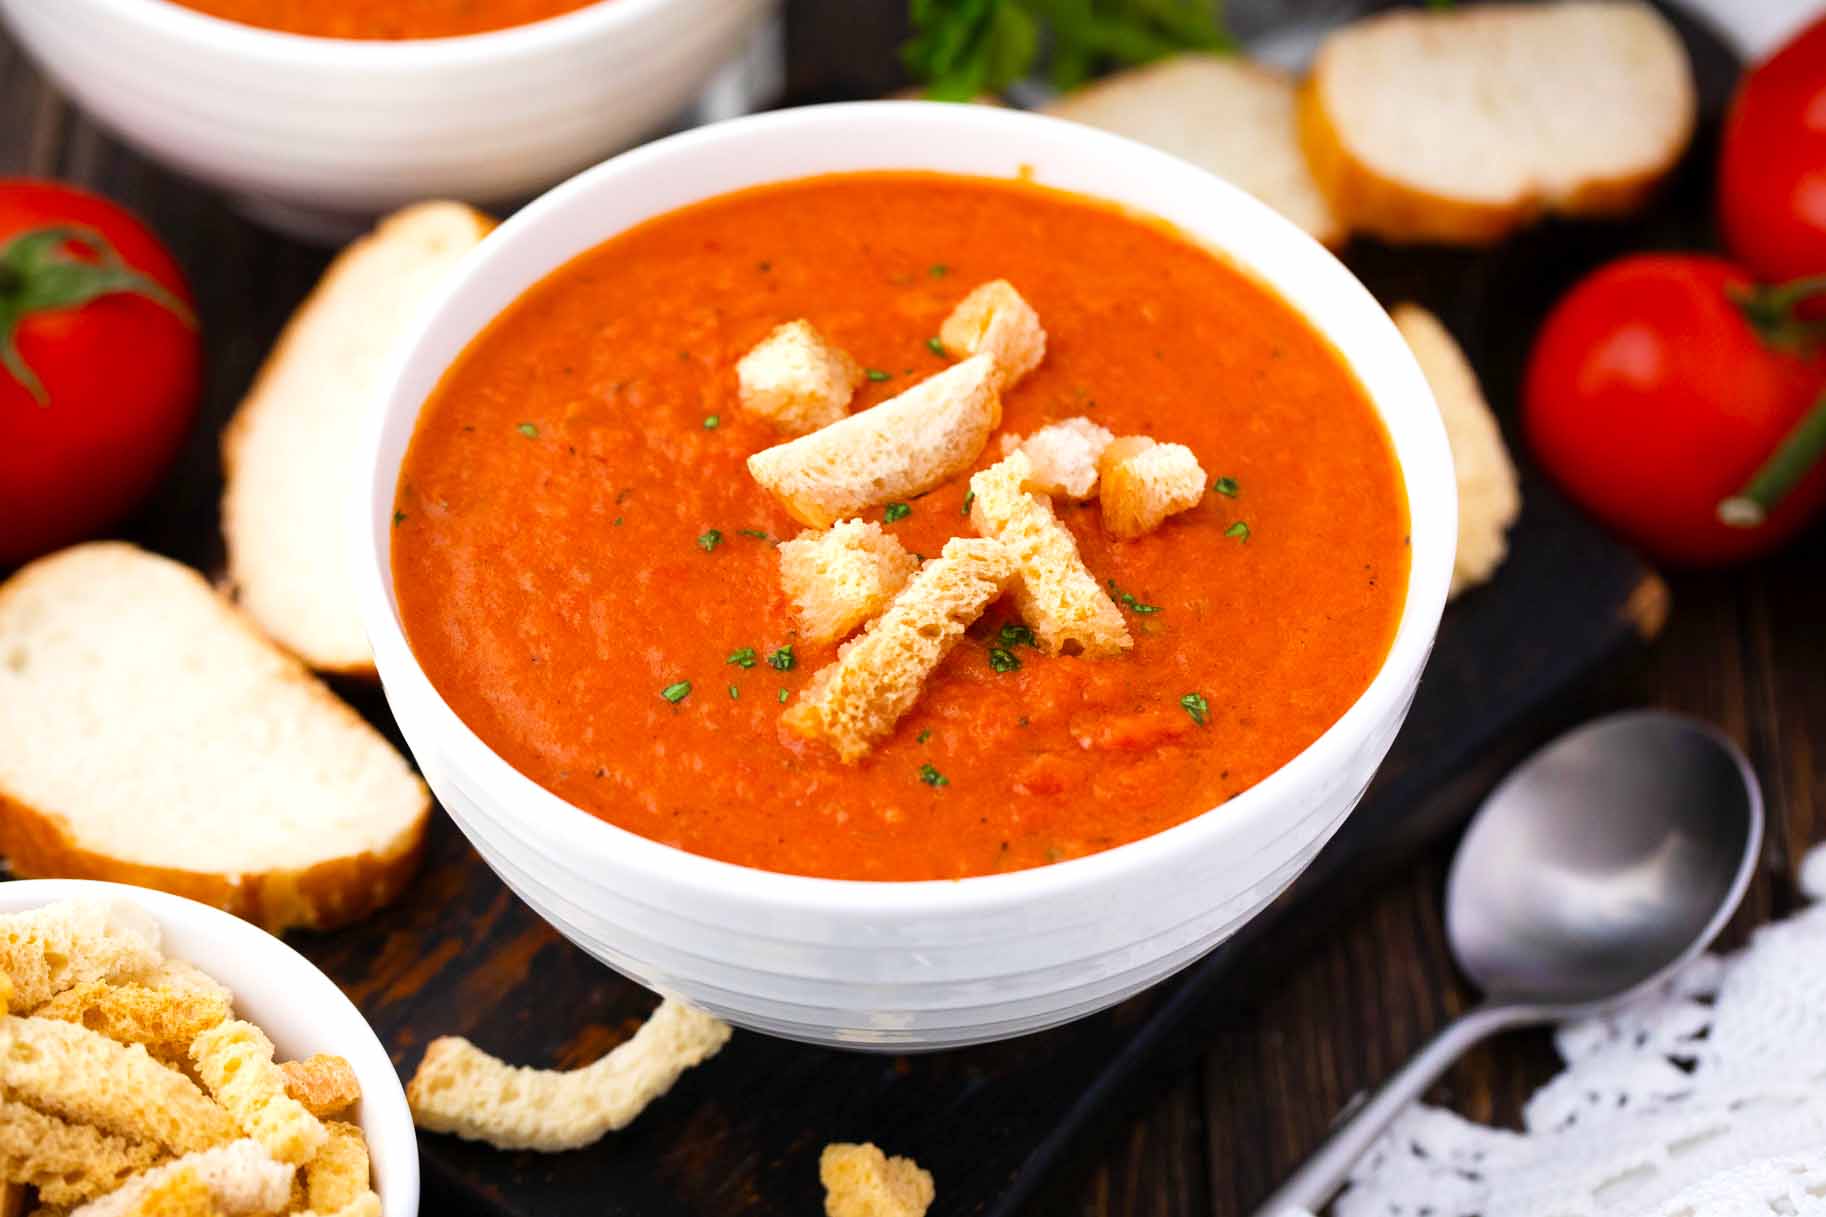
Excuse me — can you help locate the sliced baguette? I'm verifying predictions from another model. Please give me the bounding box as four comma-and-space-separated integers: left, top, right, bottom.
1302, 2, 1695, 245
222, 201, 494, 678
0, 543, 429, 933
1045, 54, 1345, 248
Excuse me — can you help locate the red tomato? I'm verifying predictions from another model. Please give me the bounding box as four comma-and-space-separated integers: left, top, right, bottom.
1719, 13, 1826, 282
1524, 255, 1826, 567
0, 180, 201, 567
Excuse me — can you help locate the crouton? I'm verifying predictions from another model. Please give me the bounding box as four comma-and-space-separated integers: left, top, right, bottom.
279, 1055, 362, 1120
116, 1167, 214, 1217
783, 538, 1016, 762
406, 997, 731, 1152
820, 1143, 935, 1217
302, 1122, 374, 1215
1098, 437, 1208, 539
999, 417, 1115, 500
190, 1021, 327, 1166
0, 1096, 165, 1206
736, 320, 866, 436
778, 521, 920, 646
747, 355, 1002, 528
0, 899, 163, 1013
36, 976, 233, 1065
0, 1015, 235, 1152
969, 454, 1130, 656
938, 281, 1046, 389
1302, 2, 1695, 244
68, 1141, 292, 1217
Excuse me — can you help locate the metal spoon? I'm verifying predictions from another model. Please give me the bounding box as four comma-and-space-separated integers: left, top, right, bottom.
1252, 710, 1764, 1216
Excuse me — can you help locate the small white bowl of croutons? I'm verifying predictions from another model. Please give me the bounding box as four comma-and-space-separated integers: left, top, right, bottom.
0, 880, 417, 1217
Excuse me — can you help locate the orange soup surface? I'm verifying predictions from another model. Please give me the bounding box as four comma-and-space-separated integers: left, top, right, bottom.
393, 173, 1410, 881
163, 0, 601, 39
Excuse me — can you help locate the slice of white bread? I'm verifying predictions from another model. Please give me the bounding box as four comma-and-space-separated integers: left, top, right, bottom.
222, 201, 494, 677
937, 281, 1046, 390
1000, 417, 1115, 500
0, 543, 430, 933
1045, 54, 1345, 248
783, 538, 1015, 763
747, 354, 1003, 528
736, 320, 865, 436
777, 520, 920, 647
1302, 2, 1695, 245
1390, 304, 1521, 596
1098, 436, 1208, 539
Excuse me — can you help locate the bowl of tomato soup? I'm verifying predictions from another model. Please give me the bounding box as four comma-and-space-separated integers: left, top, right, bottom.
355, 103, 1456, 1048
0, 0, 770, 240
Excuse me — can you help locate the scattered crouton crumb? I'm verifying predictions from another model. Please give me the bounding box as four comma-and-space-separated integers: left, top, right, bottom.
820, 1142, 935, 1217
737, 320, 865, 436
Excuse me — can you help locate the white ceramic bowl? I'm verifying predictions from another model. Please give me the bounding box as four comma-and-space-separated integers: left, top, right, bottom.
0, 879, 418, 1215
354, 102, 1457, 1050
0, 0, 772, 241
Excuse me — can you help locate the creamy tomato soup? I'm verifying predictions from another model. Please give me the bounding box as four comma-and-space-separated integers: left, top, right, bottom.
392, 172, 1410, 880
162, 0, 601, 39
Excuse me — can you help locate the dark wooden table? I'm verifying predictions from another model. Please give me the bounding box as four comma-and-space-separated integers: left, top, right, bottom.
4, 5, 1822, 1215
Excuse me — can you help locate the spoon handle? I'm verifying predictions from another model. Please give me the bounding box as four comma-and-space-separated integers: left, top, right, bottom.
1248, 1003, 1535, 1216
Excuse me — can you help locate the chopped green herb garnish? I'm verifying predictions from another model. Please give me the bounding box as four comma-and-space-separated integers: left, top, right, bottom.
727, 647, 757, 669
779, 688, 790, 704
392, 510, 407, 527
738, 528, 771, 541
1180, 692, 1209, 726
866, 369, 892, 382
661, 681, 692, 704
1213, 476, 1239, 497
1226, 521, 1251, 542
613, 516, 624, 527
767, 645, 796, 672
703, 414, 720, 429
925, 336, 947, 357
919, 762, 949, 788
988, 646, 1021, 673
697, 529, 723, 552
728, 684, 740, 700
929, 263, 950, 278
917, 730, 932, 744
516, 422, 539, 439
1106, 579, 1162, 615
996, 622, 1037, 649
961, 490, 975, 516
883, 502, 912, 523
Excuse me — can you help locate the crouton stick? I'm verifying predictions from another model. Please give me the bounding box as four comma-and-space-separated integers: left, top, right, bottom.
191, 1021, 328, 1165
279, 1054, 363, 1119
0, 1097, 164, 1207
0, 899, 162, 1012
68, 1140, 293, 1217
36, 975, 232, 1064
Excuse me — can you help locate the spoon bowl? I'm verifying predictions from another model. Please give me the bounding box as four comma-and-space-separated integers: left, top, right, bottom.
1447, 711, 1763, 1010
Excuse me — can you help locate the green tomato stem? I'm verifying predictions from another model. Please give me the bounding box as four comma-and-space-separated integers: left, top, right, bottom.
1717, 387, 1826, 528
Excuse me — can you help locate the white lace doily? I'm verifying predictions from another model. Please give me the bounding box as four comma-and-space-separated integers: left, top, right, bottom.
1316, 844, 1826, 1217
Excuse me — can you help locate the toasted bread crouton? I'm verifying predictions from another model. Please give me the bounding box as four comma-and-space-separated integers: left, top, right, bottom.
1391, 304, 1520, 596
782, 538, 1015, 762
0, 1016, 235, 1153
302, 1122, 373, 1215
938, 281, 1045, 390
1043, 55, 1344, 247
736, 320, 866, 436
820, 1143, 935, 1217
1, 899, 162, 1013
116, 1167, 214, 1217
999, 417, 1115, 500
0, 1096, 165, 1206
1302, 2, 1694, 245
69, 1141, 292, 1217
1098, 437, 1207, 539
279, 1055, 362, 1120
778, 521, 920, 646
747, 355, 1002, 527
35, 977, 232, 1065
407, 997, 730, 1152
969, 454, 1130, 656
190, 1021, 327, 1166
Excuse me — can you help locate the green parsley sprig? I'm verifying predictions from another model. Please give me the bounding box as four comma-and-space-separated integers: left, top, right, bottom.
904, 0, 1234, 101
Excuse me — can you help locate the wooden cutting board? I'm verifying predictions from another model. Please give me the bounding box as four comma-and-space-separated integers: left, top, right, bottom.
0, 2, 1735, 1214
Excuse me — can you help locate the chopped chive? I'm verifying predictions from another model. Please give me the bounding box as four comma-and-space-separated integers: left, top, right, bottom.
516, 422, 539, 439
1107, 579, 1161, 615
919, 762, 949, 788
988, 646, 1021, 673
727, 647, 757, 669
917, 730, 932, 744
767, 645, 796, 672
728, 684, 740, 700
1226, 521, 1251, 542
961, 490, 975, 516
779, 688, 790, 704
1213, 476, 1239, 497
996, 622, 1036, 649
1180, 692, 1210, 726
926, 337, 947, 357
392, 510, 407, 527
866, 369, 892, 382
614, 516, 624, 527
883, 502, 912, 523
737, 528, 771, 541
661, 681, 692, 704
929, 263, 949, 278
703, 414, 720, 430
698, 529, 723, 552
